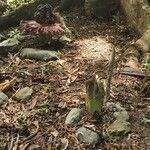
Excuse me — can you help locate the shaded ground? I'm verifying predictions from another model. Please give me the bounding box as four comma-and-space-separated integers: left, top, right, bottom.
0, 9, 150, 149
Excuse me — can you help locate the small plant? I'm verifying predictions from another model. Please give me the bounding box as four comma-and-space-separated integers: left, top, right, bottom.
35, 103, 49, 115
8, 28, 22, 39
8, 0, 31, 9
112, 12, 120, 24
143, 55, 150, 70
17, 113, 25, 128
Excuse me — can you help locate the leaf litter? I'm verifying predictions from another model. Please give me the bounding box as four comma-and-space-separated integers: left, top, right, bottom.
0, 8, 149, 150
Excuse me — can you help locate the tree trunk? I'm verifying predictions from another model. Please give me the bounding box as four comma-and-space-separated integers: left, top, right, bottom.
120, 0, 150, 54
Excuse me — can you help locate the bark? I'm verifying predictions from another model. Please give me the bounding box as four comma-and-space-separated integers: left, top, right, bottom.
120, 0, 150, 34
86, 76, 105, 116
120, 0, 150, 54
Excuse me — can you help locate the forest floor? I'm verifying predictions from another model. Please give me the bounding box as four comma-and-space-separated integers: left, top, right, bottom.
0, 8, 150, 150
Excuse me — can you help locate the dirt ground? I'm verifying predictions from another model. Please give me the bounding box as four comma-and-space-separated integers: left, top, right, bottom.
0, 9, 150, 150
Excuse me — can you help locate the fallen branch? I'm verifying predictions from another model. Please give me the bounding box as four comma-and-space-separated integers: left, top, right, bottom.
8, 136, 14, 150
120, 71, 150, 79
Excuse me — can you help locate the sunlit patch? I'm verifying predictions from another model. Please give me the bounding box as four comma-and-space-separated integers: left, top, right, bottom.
78, 36, 113, 60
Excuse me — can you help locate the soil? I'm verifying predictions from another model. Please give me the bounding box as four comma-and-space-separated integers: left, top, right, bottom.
0, 8, 150, 150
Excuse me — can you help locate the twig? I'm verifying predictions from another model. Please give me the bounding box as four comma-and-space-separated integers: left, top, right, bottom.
8, 136, 14, 150
105, 48, 116, 103
22, 143, 31, 150
13, 134, 19, 150
22, 121, 39, 143
120, 71, 150, 79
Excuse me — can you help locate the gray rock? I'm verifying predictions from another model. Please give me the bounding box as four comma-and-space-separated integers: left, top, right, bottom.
65, 108, 82, 125
76, 127, 99, 145
106, 102, 125, 111
0, 37, 20, 56
59, 35, 72, 44
15, 87, 33, 101
108, 120, 131, 135
21, 48, 58, 61
113, 111, 129, 121
0, 92, 8, 106
107, 103, 131, 136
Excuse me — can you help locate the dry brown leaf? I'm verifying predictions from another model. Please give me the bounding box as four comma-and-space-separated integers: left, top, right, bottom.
51, 129, 59, 137
66, 68, 79, 85
61, 137, 69, 150
0, 77, 16, 91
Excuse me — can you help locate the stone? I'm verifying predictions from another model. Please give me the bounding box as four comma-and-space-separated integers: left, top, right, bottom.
15, 87, 33, 101
21, 48, 58, 61
108, 119, 131, 135
65, 108, 82, 126
0, 37, 20, 56
76, 127, 99, 145
120, 0, 150, 34
0, 92, 8, 106
106, 102, 125, 111
106, 102, 131, 136
59, 35, 72, 44
113, 111, 129, 121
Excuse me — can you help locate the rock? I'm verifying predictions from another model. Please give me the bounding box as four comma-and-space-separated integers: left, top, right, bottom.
106, 102, 125, 111
59, 35, 72, 44
15, 87, 33, 101
108, 120, 131, 135
21, 48, 58, 61
0, 37, 20, 56
0, 92, 8, 106
76, 127, 99, 145
113, 111, 129, 121
106, 102, 131, 136
65, 108, 82, 126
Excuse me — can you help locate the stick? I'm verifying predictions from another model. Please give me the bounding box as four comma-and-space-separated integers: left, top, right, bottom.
22, 121, 39, 143
105, 48, 116, 103
13, 134, 19, 150
120, 71, 150, 79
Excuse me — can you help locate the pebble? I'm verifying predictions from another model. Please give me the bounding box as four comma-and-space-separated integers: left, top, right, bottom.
0, 92, 8, 106
76, 127, 99, 145
15, 87, 33, 101
65, 108, 82, 126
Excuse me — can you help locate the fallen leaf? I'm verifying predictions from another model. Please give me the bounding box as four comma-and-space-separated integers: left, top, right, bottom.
51, 129, 59, 137
61, 137, 69, 150
0, 77, 16, 91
